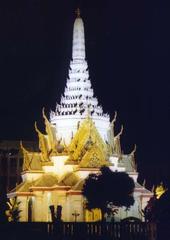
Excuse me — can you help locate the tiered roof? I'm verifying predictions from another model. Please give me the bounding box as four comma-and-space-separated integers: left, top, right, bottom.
50, 12, 109, 121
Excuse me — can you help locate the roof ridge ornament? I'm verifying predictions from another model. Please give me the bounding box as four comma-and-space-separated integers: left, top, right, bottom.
20, 140, 27, 152
111, 111, 117, 124
115, 125, 124, 138
130, 144, 137, 155
34, 121, 41, 134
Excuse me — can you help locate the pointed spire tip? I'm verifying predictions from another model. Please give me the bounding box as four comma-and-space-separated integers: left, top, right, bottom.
75, 8, 81, 18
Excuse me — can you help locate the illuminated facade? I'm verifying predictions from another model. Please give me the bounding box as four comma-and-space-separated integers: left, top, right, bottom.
8, 10, 152, 222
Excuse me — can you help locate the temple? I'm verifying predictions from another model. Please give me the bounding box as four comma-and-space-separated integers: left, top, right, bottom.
8, 10, 152, 222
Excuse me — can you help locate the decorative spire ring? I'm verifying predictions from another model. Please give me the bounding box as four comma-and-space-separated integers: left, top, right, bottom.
75, 8, 81, 18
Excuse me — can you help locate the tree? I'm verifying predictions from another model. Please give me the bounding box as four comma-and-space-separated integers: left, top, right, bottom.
147, 190, 170, 223
6, 197, 21, 222
142, 189, 170, 240
82, 166, 135, 221
142, 183, 170, 223
142, 195, 158, 222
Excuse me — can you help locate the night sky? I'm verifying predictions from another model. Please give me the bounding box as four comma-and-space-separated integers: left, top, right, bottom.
0, 0, 170, 187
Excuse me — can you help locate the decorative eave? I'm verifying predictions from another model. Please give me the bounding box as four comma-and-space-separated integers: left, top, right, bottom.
21, 170, 44, 175
135, 187, 153, 195
29, 185, 71, 192
51, 113, 109, 121
75, 167, 100, 171
66, 190, 82, 196
41, 161, 54, 166
138, 192, 153, 198
7, 192, 34, 198
127, 171, 139, 175
64, 160, 79, 165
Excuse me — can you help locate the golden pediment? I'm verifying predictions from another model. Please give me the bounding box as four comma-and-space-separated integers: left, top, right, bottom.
79, 145, 109, 168
68, 117, 108, 167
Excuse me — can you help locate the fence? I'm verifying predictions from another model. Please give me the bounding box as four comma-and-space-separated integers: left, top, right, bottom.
0, 222, 158, 240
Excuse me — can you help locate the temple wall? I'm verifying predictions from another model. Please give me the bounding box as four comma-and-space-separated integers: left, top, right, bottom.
18, 196, 28, 222
66, 194, 84, 221
114, 192, 142, 221
33, 192, 46, 221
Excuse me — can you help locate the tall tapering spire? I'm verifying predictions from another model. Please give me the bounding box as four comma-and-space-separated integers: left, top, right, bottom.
72, 9, 85, 60
75, 8, 81, 18
50, 10, 110, 143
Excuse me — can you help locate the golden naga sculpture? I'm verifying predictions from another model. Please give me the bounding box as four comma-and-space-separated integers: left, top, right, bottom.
20, 141, 42, 171
42, 108, 59, 154
68, 117, 108, 167
42, 108, 67, 155
108, 111, 117, 154
20, 141, 31, 171
113, 125, 123, 156
110, 111, 117, 131
34, 121, 50, 162
129, 144, 137, 171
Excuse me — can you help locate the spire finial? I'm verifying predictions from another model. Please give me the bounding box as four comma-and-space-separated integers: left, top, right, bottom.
75, 8, 81, 18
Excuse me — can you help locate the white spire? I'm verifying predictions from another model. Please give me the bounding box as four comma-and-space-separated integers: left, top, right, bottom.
50, 10, 110, 143
72, 9, 85, 60
53, 11, 106, 118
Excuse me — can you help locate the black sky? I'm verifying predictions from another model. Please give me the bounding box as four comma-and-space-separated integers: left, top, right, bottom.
0, 0, 170, 186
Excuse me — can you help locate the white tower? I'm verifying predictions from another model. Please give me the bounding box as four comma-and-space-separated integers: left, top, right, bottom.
50, 9, 110, 144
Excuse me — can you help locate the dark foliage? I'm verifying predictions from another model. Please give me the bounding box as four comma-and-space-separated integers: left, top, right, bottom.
6, 197, 22, 222
142, 195, 157, 222
82, 166, 135, 217
0, 178, 7, 222
155, 190, 170, 222
143, 190, 170, 223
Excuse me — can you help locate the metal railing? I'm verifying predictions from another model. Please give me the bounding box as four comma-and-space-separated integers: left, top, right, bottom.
0, 222, 159, 240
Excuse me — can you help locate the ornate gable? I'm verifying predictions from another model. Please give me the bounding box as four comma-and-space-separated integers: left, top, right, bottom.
67, 117, 109, 167
20, 142, 42, 171
79, 144, 109, 168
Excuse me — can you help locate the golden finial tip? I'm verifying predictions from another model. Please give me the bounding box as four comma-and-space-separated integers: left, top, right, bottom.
75, 8, 81, 18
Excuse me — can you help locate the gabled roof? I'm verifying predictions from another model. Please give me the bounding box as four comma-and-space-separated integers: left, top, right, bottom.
9, 172, 81, 194
72, 179, 85, 191
68, 117, 109, 168
33, 174, 58, 187
9, 181, 33, 193
58, 172, 80, 186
